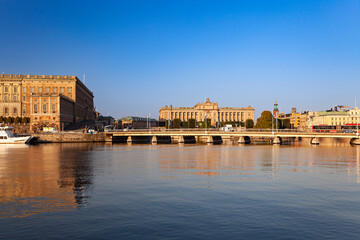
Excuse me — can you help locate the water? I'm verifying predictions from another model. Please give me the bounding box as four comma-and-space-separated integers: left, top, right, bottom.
1, 143, 360, 239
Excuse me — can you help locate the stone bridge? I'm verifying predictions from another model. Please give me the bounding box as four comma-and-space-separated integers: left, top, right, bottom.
105, 130, 360, 145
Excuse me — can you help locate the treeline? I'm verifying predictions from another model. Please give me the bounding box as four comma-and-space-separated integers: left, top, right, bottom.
159, 118, 254, 128
0, 116, 30, 123
254, 111, 291, 129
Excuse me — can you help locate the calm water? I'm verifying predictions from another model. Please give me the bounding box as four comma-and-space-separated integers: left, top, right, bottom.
1, 143, 360, 239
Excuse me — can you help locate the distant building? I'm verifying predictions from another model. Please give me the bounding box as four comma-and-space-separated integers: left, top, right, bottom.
310, 107, 360, 126
159, 98, 255, 126
0, 74, 95, 131
120, 116, 157, 129
277, 107, 310, 129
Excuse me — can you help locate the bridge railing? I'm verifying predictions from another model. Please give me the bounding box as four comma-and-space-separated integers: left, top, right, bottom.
108, 128, 359, 134
109, 128, 308, 133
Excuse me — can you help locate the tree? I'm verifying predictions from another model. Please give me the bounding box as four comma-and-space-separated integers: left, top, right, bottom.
245, 119, 254, 128
279, 119, 291, 129
5, 117, 14, 123
165, 120, 172, 128
173, 119, 181, 128
181, 121, 188, 128
188, 119, 196, 128
255, 111, 274, 128
0, 116, 4, 123
206, 119, 211, 128
14, 116, 21, 123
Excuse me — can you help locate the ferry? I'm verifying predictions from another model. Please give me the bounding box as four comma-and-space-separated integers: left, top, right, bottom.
0, 127, 33, 144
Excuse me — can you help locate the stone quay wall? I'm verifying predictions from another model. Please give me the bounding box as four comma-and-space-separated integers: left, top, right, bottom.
33, 133, 106, 143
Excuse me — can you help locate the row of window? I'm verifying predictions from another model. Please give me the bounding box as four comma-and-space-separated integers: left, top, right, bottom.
2, 86, 72, 94
3, 107, 19, 115
33, 104, 57, 114
23, 86, 72, 94
2, 95, 18, 101
2, 86, 18, 93
169, 112, 249, 120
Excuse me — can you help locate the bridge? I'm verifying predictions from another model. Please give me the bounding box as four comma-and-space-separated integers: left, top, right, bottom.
105, 129, 360, 145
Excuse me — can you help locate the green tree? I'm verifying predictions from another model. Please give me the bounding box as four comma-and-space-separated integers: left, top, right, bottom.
165, 120, 172, 128
5, 117, 14, 123
173, 118, 181, 128
181, 121, 188, 128
255, 111, 274, 128
245, 119, 254, 128
279, 119, 291, 129
0, 116, 4, 123
188, 119, 196, 128
14, 116, 21, 123
206, 119, 211, 128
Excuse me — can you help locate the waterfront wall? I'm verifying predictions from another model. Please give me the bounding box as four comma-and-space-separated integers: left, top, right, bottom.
34, 133, 105, 143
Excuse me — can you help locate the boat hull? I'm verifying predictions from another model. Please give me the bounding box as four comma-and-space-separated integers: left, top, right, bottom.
0, 136, 33, 144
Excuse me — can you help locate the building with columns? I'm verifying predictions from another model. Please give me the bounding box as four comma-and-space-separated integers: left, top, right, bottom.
159, 98, 255, 126
0, 74, 95, 131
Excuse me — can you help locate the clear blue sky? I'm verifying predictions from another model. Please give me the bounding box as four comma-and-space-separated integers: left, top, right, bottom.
1, 0, 359, 120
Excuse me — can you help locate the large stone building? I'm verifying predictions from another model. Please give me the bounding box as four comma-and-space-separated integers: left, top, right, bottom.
159, 98, 255, 126
0, 74, 94, 131
309, 108, 360, 127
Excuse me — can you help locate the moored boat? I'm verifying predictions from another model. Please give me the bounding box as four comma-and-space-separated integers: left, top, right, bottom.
0, 127, 33, 144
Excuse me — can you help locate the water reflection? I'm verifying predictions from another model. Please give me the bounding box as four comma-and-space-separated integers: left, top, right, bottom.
0, 144, 94, 217
156, 145, 360, 184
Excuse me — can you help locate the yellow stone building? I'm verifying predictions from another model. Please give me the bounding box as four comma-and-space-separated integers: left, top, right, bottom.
0, 74, 94, 131
159, 98, 255, 126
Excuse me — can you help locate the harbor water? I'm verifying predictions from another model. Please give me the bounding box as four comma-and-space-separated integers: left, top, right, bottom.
1, 143, 360, 239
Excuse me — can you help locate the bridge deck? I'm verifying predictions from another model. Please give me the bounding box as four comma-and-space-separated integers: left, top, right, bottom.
108, 131, 360, 139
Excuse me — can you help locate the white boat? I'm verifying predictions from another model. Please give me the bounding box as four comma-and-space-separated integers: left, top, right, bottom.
0, 127, 33, 144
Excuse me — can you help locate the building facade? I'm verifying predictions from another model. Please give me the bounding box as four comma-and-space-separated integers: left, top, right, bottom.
309, 108, 360, 126
0, 74, 94, 131
159, 98, 255, 126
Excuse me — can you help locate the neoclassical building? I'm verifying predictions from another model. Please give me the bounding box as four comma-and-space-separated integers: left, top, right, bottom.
0, 74, 95, 131
159, 98, 255, 126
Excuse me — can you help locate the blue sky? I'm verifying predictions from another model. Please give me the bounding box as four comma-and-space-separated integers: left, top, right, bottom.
1, 0, 359, 119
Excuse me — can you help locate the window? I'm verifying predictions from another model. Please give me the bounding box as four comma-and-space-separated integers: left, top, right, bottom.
60, 87, 64, 93
52, 104, 56, 113
43, 104, 47, 113
4, 86, 8, 93
46, 87, 50, 93
67, 87, 71, 93
23, 87, 27, 93
14, 108, 17, 114
23, 108, 26, 115
14, 86, 17, 93
31, 87, 34, 93
38, 87, 42, 92
53, 87, 57, 93
4, 95, 8, 101
23, 95, 26, 101
13, 95, 17, 101
4, 107, 8, 115
34, 104, 38, 113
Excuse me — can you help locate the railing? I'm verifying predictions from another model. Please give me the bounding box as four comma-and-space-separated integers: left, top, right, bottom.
0, 74, 76, 79
108, 128, 359, 134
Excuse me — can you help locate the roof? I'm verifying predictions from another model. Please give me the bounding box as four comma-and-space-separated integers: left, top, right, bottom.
317, 111, 348, 116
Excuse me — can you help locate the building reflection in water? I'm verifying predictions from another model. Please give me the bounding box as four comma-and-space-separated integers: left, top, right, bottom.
0, 144, 94, 218
158, 145, 256, 179
157, 145, 360, 184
